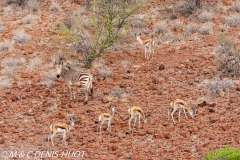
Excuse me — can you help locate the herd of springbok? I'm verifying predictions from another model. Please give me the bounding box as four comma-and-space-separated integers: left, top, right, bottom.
48, 33, 197, 147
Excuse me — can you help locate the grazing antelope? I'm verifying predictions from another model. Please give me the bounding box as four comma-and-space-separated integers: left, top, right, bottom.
48, 116, 76, 147
56, 61, 93, 104
128, 106, 147, 131
168, 99, 196, 123
97, 107, 115, 135
136, 33, 155, 59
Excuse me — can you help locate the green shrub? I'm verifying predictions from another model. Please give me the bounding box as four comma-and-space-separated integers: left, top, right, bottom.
59, 0, 144, 68
205, 145, 240, 160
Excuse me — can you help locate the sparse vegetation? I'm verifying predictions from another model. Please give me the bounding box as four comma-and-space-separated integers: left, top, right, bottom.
154, 21, 167, 35
199, 22, 212, 35
59, 0, 144, 68
226, 14, 240, 27
49, 1, 60, 11
0, 21, 5, 33
98, 66, 112, 77
13, 29, 31, 44
0, 40, 12, 52
22, 15, 32, 24
178, 0, 201, 16
1, 57, 26, 67
184, 23, 197, 36
215, 32, 240, 77
1, 67, 17, 78
28, 57, 42, 70
109, 87, 123, 98
232, 2, 240, 12
205, 145, 240, 160
198, 10, 213, 21
0, 79, 12, 88
206, 78, 235, 98
171, 20, 183, 30
26, 0, 38, 12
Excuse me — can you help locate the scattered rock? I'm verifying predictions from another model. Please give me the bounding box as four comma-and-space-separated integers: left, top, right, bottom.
102, 97, 109, 103
159, 64, 165, 70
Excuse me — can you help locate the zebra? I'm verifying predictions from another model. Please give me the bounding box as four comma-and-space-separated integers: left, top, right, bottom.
56, 62, 93, 104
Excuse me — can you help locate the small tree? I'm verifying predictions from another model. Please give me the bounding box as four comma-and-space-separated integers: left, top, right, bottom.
60, 0, 144, 68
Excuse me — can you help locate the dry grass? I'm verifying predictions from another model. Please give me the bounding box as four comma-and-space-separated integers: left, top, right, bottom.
171, 20, 183, 30
198, 22, 213, 35
154, 21, 167, 35
0, 21, 5, 33
198, 10, 213, 21
184, 23, 197, 36
226, 14, 240, 27
0, 40, 13, 52
49, 1, 61, 11
28, 57, 42, 70
13, 29, 31, 44
1, 57, 26, 67
232, 2, 240, 12
22, 14, 33, 24
0, 79, 12, 89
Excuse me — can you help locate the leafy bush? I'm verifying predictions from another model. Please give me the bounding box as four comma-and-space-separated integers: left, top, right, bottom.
59, 0, 144, 68
205, 145, 240, 160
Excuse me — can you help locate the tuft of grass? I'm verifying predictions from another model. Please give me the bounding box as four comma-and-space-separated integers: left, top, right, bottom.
28, 57, 42, 70
49, 1, 60, 11
0, 40, 12, 52
40, 79, 55, 88
205, 145, 240, 160
171, 20, 183, 30
226, 14, 240, 27
109, 87, 123, 97
206, 78, 235, 98
1, 67, 17, 78
1, 57, 26, 67
26, 0, 38, 12
0, 21, 5, 33
184, 23, 197, 36
198, 10, 213, 21
198, 22, 212, 35
22, 15, 32, 24
13, 29, 31, 44
177, 0, 198, 16
219, 24, 229, 32
154, 21, 167, 34
0, 80, 12, 89
232, 2, 240, 12
98, 66, 112, 77
43, 69, 57, 81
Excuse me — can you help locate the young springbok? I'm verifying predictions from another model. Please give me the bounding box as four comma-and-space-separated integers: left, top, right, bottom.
55, 61, 93, 104
48, 116, 76, 147
168, 99, 196, 123
136, 33, 155, 59
128, 106, 147, 131
97, 106, 115, 135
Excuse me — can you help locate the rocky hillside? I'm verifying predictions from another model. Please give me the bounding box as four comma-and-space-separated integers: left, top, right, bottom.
0, 0, 240, 159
